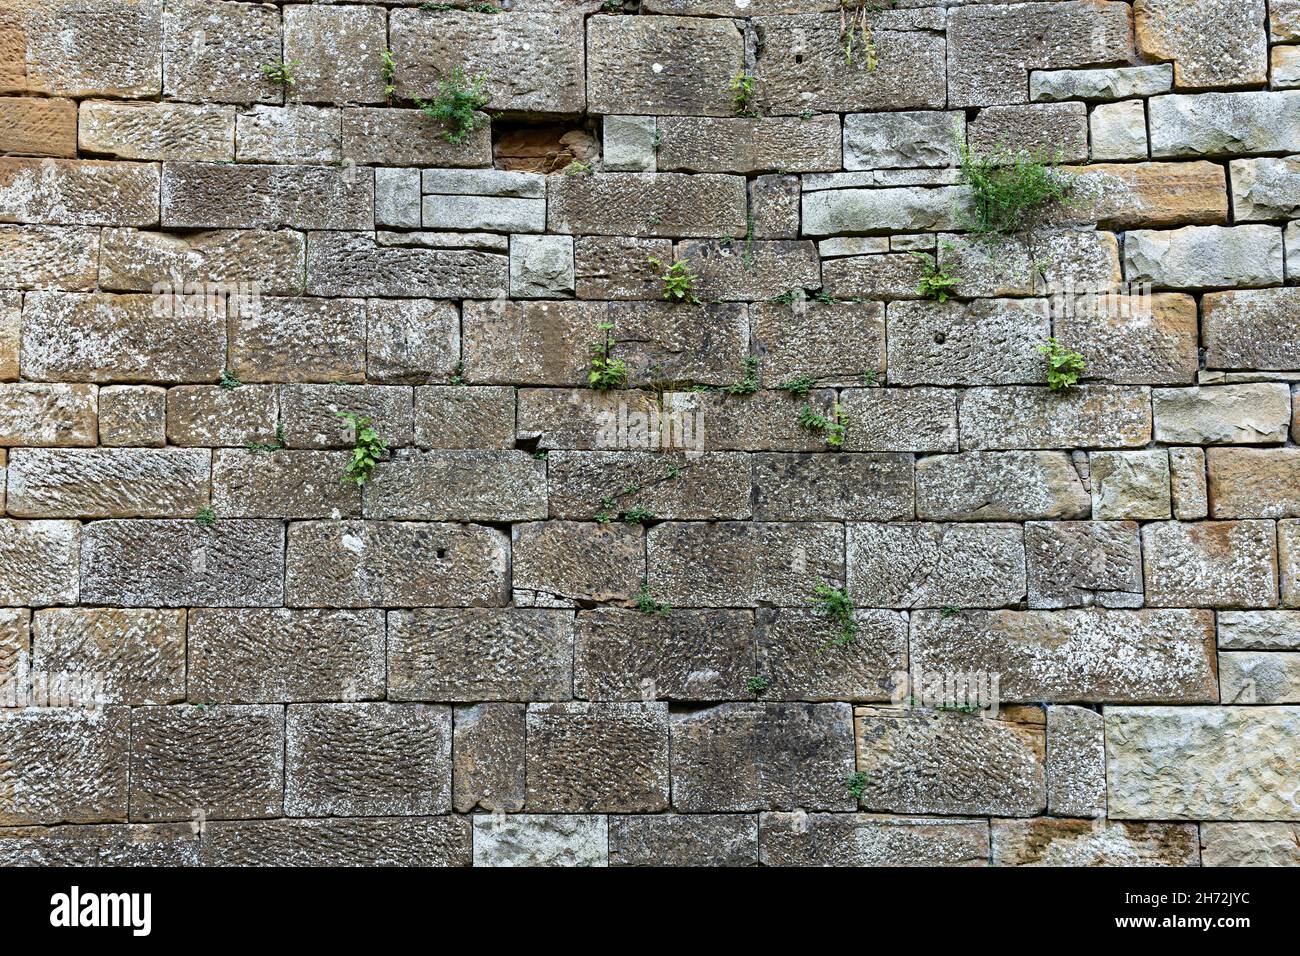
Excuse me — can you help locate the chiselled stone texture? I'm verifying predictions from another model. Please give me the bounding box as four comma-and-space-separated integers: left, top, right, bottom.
1, 0, 1294, 869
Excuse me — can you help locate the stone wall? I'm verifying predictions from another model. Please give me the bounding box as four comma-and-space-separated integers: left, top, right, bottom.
0, 0, 1298, 867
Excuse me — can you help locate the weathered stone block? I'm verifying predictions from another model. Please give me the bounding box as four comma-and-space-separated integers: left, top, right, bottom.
915, 452, 1089, 522
1219, 611, 1300, 650
472, 814, 606, 867
508, 234, 573, 299
854, 706, 1046, 816
749, 173, 800, 239
0, 708, 128, 825
525, 702, 669, 812
548, 172, 748, 238
12, 0, 162, 98
31, 608, 183, 705
753, 452, 913, 522
0, 96, 76, 157
0, 224, 99, 290
414, 386, 515, 449
1150, 91, 1300, 157
843, 110, 961, 171
602, 115, 656, 173
548, 450, 750, 521
363, 449, 546, 522
1031, 64, 1173, 102
78, 100, 234, 161
1054, 293, 1197, 385
648, 521, 842, 608
201, 817, 469, 867
1208, 449, 1300, 519
1125, 225, 1284, 289
820, 251, 929, 300
390, 10, 585, 114
991, 818, 1199, 866
938, 229, 1120, 298
6, 448, 208, 519
279, 384, 415, 449
1136, 0, 1267, 89
0, 158, 159, 226
587, 15, 741, 116
513, 520, 644, 604
285, 520, 509, 608
286, 703, 451, 816
752, 300, 883, 387
672, 703, 855, 812
0, 384, 96, 447
1142, 520, 1278, 609
674, 239, 819, 302
1046, 705, 1106, 818
887, 299, 1051, 386
1230, 157, 1300, 222
162, 162, 372, 230
959, 386, 1152, 451
1090, 450, 1170, 520
760, 812, 989, 867
305, 230, 507, 298
162, 0, 282, 105
610, 814, 758, 867
189, 608, 384, 704
1220, 651, 1300, 704
1203, 288, 1300, 370
1060, 161, 1228, 230
130, 705, 283, 822
847, 522, 1026, 610
802, 186, 966, 236
0, 518, 79, 606
98, 385, 165, 447
235, 105, 341, 164
1285, 520, 1300, 608
574, 236, 672, 300
229, 296, 365, 384
1106, 706, 1300, 819
1200, 823, 1300, 866
0, 292, 18, 380
165, 385, 278, 448
98, 227, 305, 295
1026, 520, 1143, 609
755, 607, 906, 703
454, 703, 525, 813
1090, 99, 1149, 161
341, 108, 492, 167
283, 4, 386, 106
657, 115, 840, 173
969, 103, 1089, 164
211, 449, 360, 519
1152, 384, 1292, 445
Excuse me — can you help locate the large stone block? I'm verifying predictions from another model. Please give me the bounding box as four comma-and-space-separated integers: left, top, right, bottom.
751, 300, 884, 387
1231, 157, 1300, 221
802, 186, 966, 236
387, 608, 573, 702
453, 703, 525, 813
587, 15, 742, 116
648, 521, 843, 608
1136, 0, 1267, 89
21, 291, 223, 383
279, 384, 415, 450
1208, 449, 1300, 519
0, 707, 128, 825
937, 229, 1120, 299
80, 519, 284, 607
200, 817, 469, 867
305, 231, 507, 299
513, 520, 644, 604
1203, 288, 1300, 371
0, 224, 98, 290
78, 100, 234, 161
754, 607, 907, 703
1106, 706, 1300, 820
969, 103, 1090, 164
1060, 162, 1228, 230
574, 236, 672, 300
674, 239, 819, 302
341, 107, 492, 167
547, 172, 748, 238
610, 814, 758, 867
98, 227, 306, 295
912, 608, 1217, 704
9, 0, 162, 98
0, 158, 159, 226
188, 608, 385, 704
283, 4, 387, 105
759, 813, 989, 867
472, 814, 607, 867
162, 0, 282, 105
657, 115, 840, 173
855, 706, 1046, 816
390, 10, 585, 114
915, 452, 1089, 522
1154, 384, 1292, 445
234, 105, 341, 165
671, 703, 856, 811
286, 703, 451, 816
0, 518, 79, 606
1200, 823, 1300, 866
958, 386, 1152, 451
211, 449, 361, 519
414, 386, 515, 449
165, 385, 278, 448
844, 110, 962, 171
886, 299, 1051, 386
1026, 520, 1143, 609
991, 818, 1199, 866
1030, 64, 1173, 102
1090, 449, 1171, 520
840, 387, 959, 453
525, 702, 669, 812
847, 522, 1026, 610
285, 520, 509, 608
1053, 293, 1198, 385
547, 450, 751, 521
161, 162, 372, 230
753, 452, 913, 522
362, 449, 547, 522
31, 608, 183, 706
0, 384, 96, 446
1125, 225, 1284, 289
1046, 705, 1106, 818
1149, 91, 1300, 157
129, 705, 284, 821
573, 607, 754, 702
0, 96, 76, 157
1142, 520, 1278, 609
5, 448, 209, 518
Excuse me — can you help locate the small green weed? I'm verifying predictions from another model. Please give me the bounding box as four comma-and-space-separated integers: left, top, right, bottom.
382, 50, 397, 101
798, 402, 847, 447
913, 251, 962, 303
1040, 337, 1086, 391
246, 424, 286, 453
589, 322, 628, 391
337, 412, 388, 486
777, 374, 817, 398
635, 583, 671, 618
957, 143, 1073, 234
844, 771, 868, 800
647, 255, 700, 304
724, 356, 760, 395
746, 675, 771, 695
218, 369, 242, 390
730, 71, 758, 117
414, 67, 491, 145
261, 60, 298, 87
812, 581, 858, 646
939, 604, 962, 619
195, 507, 216, 527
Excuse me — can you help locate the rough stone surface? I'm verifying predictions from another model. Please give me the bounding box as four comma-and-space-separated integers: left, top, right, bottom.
1026, 521, 1144, 610
610, 814, 758, 867
914, 452, 1088, 523
992, 818, 1200, 866
1200, 823, 1300, 866
759, 813, 990, 867
1142, 521, 1278, 609
1047, 706, 1107, 818
1090, 450, 1171, 521
1203, 289, 1300, 370
453, 704, 525, 813
472, 815, 607, 867
1153, 384, 1292, 445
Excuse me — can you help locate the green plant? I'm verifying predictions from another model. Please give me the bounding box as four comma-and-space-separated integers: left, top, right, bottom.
337, 412, 388, 486
647, 255, 700, 304
246, 424, 286, 453
262, 60, 298, 87
218, 369, 241, 390
730, 71, 758, 117
414, 67, 491, 145
957, 143, 1073, 234
532, 451, 549, 461
860, 369, 879, 386
746, 675, 771, 694
589, 322, 628, 391
724, 356, 760, 395
601, 0, 623, 10
939, 604, 962, 619
844, 771, 868, 800
382, 49, 397, 102
767, 289, 803, 306
913, 251, 962, 303
635, 583, 671, 618
450, 361, 466, 386
840, 0, 879, 70
799, 402, 847, 447
1040, 337, 1086, 391
622, 505, 655, 525
812, 581, 858, 646
195, 507, 216, 527
564, 160, 593, 176
777, 374, 817, 398
596, 494, 618, 524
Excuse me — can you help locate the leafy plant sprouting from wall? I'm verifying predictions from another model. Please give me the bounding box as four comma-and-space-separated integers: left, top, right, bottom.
589, 322, 628, 391
957, 143, 1073, 234
414, 66, 491, 145
730, 71, 758, 117
261, 60, 298, 87
913, 250, 962, 303
799, 401, 848, 447
840, 0, 879, 70
1040, 337, 1086, 391
811, 581, 858, 647
647, 255, 701, 304
337, 412, 388, 486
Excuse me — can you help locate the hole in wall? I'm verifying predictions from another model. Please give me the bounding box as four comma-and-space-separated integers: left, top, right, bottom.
493, 120, 599, 174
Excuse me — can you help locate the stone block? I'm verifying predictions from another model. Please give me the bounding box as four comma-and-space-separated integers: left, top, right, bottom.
200, 817, 469, 867
211, 449, 361, 519
610, 814, 758, 867
1046, 706, 1106, 818
547, 172, 748, 238
0, 96, 76, 156
657, 114, 841, 173
279, 384, 415, 449
1026, 520, 1143, 610
1135, 0, 1267, 89
588, 15, 741, 116
1220, 652, 1300, 705
304, 231, 507, 299
1200, 823, 1300, 865
0, 518, 79, 606
753, 452, 913, 522
6, 447, 209, 519
78, 100, 234, 161
513, 520, 644, 604
602, 115, 656, 173
1230, 157, 1300, 222
968, 103, 1089, 164
843, 110, 962, 171
0, 224, 99, 290
1208, 449, 1300, 520
472, 814, 607, 867
751, 300, 884, 387
510, 234, 574, 298
31, 608, 183, 706
1030, 65, 1173, 102
162, 0, 282, 104
1089, 100, 1149, 161
1124, 225, 1284, 289
12, 0, 162, 98
887, 299, 1051, 386
1152, 384, 1292, 445
547, 450, 750, 521
97, 227, 306, 295
958, 386, 1152, 451
341, 108, 492, 167
1203, 289, 1300, 371
1090, 449, 1171, 520
363, 449, 547, 522
1060, 161, 1227, 230
453, 703, 525, 813
0, 708, 128, 825
759, 813, 990, 867
802, 186, 966, 236
0, 158, 159, 226
1142, 520, 1278, 609
937, 229, 1121, 299
754, 607, 907, 703
165, 385, 279, 448
991, 818, 1199, 866
1219, 611, 1300, 650
283, 4, 387, 105
97, 385, 165, 447
235, 105, 341, 164
674, 239, 819, 302
1053, 292, 1197, 385
414, 386, 515, 449
161, 162, 372, 230
1150, 91, 1300, 157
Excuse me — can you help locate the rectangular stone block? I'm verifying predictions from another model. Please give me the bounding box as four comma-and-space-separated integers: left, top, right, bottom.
414, 386, 515, 449
387, 608, 573, 702
1208, 448, 1300, 519
674, 239, 819, 302
1026, 520, 1143, 609
855, 706, 1046, 816
840, 387, 959, 453
844, 110, 962, 171
1220, 652, 1300, 705
390, 10, 584, 114
610, 814, 758, 867
165, 385, 278, 448
231, 295, 362, 384
0, 158, 159, 226
189, 608, 385, 704
1231, 157, 1300, 221
1046, 705, 1106, 818
671, 703, 856, 811
161, 0, 282, 105
970, 102, 1089, 163
6, 448, 209, 518
283, 4, 387, 106
0, 383, 96, 446
286, 703, 451, 816
80, 519, 284, 608
574, 236, 673, 300
162, 162, 373, 230
573, 607, 754, 702
1203, 288, 1300, 371
587, 15, 741, 116
367, 299, 459, 384
887, 299, 1051, 386
78, 100, 234, 161
913, 608, 1218, 704
657, 114, 840, 173
547, 172, 748, 238
1200, 822, 1300, 866
1125, 224, 1284, 289
1142, 520, 1279, 609
1150, 91, 1300, 158
280, 384, 415, 449
472, 814, 606, 867
200, 816, 470, 867
938, 229, 1120, 299
1106, 706, 1300, 820
512, 520, 644, 604
991, 818, 1199, 866
0, 518, 79, 606
212, 449, 361, 519
0, 224, 98, 290
648, 521, 843, 608
285, 520, 509, 608
1283, 520, 1300, 608
525, 702, 669, 812
9, 0, 162, 98
364, 449, 547, 523
547, 450, 750, 521
802, 186, 966, 236
341, 108, 492, 167
848, 522, 1026, 610
1031, 65, 1173, 102
235, 105, 340, 164
959, 386, 1152, 451
0, 708, 128, 825
454, 703, 525, 813
1153, 384, 1291, 445
752, 300, 884, 387
915, 452, 1089, 522
129, 705, 284, 822
1219, 611, 1300, 650
98, 227, 306, 295
753, 452, 913, 522
1137, 0, 1266, 89
21, 291, 223, 384
31, 608, 183, 705
1061, 162, 1229, 230
760, 812, 989, 867
1054, 293, 1198, 385
755, 607, 907, 703
305, 230, 507, 298
0, 96, 76, 156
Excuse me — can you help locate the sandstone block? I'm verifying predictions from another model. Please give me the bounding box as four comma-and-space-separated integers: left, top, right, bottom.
98, 226, 306, 295
1053, 292, 1197, 385
547, 450, 751, 521
657, 114, 841, 173
610, 814, 758, 867
513, 520, 644, 604
674, 239, 819, 302
1026, 520, 1143, 609
0, 96, 76, 156
0, 518, 79, 605
839, 387, 959, 453
0, 384, 96, 447
1169, 447, 1207, 520
0, 224, 99, 290
753, 452, 913, 522
755, 607, 907, 703
1090, 449, 1171, 520
414, 386, 515, 449
968, 103, 1089, 164
229, 296, 365, 383
509, 235, 574, 298
1152, 383, 1292, 444
802, 185, 966, 236
0, 708, 128, 825
1136, 0, 1267, 89
31, 608, 183, 705
915, 452, 1088, 522
1089, 100, 1149, 161
602, 115, 656, 173
1200, 823, 1300, 866
211, 449, 361, 519
165, 385, 279, 448
1208, 449, 1300, 519
363, 449, 547, 522
341, 108, 492, 167
958, 385, 1152, 451
1046, 706, 1106, 818
574, 236, 673, 300
1219, 611, 1300, 650
1030, 65, 1173, 102
843, 111, 962, 171
887, 299, 1051, 386
1203, 288, 1300, 370
201, 817, 469, 867
1285, 520, 1300, 608
749, 173, 800, 239
1124, 225, 1284, 289
14, 0, 161, 98
820, 251, 930, 301
937, 229, 1120, 298
454, 703, 525, 813
162, 0, 282, 104
759, 813, 989, 867
751, 299, 883, 387
1220, 652, 1300, 705
472, 814, 606, 867
162, 162, 372, 230
991, 818, 1199, 866
6, 448, 209, 519
78, 100, 234, 161
547, 172, 747, 238
1060, 162, 1227, 230
235, 105, 341, 164
305, 230, 507, 298
0, 158, 159, 226
1142, 520, 1278, 609
98, 385, 165, 447
279, 384, 415, 449
283, 4, 386, 105
1149, 91, 1300, 157
1230, 156, 1300, 221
